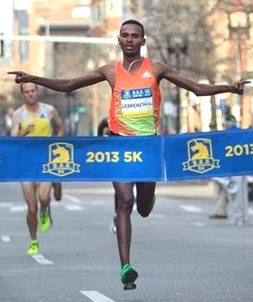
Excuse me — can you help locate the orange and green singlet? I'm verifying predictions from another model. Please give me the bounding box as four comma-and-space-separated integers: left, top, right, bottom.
108, 57, 161, 136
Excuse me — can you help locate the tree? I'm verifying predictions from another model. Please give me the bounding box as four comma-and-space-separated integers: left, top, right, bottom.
140, 0, 222, 81
136, 0, 249, 131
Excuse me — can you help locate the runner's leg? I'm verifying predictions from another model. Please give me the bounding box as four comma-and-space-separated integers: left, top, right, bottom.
21, 182, 38, 240
38, 182, 52, 210
52, 182, 62, 201
37, 182, 52, 232
136, 182, 156, 217
113, 182, 134, 266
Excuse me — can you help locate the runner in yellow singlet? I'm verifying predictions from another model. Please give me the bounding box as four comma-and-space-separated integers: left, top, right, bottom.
8, 20, 250, 289
11, 82, 64, 256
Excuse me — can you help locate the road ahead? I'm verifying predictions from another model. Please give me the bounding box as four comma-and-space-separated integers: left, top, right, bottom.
0, 181, 253, 302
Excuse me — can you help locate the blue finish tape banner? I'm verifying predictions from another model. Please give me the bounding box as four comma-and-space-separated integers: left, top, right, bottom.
0, 136, 163, 182
1, 129, 253, 182
164, 128, 253, 181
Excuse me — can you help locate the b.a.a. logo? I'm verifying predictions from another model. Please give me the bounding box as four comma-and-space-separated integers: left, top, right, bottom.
182, 138, 220, 174
43, 142, 80, 177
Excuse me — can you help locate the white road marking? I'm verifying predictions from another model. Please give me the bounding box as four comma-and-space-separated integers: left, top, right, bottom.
90, 200, 106, 205
180, 204, 203, 213
64, 204, 84, 211
50, 201, 61, 207
63, 193, 84, 210
151, 213, 165, 219
1, 235, 11, 242
248, 208, 253, 215
31, 254, 54, 265
80, 291, 116, 302
193, 222, 206, 227
0, 202, 12, 208
10, 205, 27, 212
64, 193, 82, 204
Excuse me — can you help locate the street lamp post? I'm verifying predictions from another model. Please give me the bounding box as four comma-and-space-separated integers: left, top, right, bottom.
226, 2, 252, 126
228, 10, 250, 78
65, 91, 76, 136
0, 33, 4, 57
168, 37, 187, 133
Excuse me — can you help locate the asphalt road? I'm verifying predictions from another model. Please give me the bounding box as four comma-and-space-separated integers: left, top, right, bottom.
0, 181, 253, 302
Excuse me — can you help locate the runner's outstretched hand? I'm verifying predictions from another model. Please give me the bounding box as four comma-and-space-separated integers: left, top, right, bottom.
7, 71, 30, 83
231, 79, 251, 95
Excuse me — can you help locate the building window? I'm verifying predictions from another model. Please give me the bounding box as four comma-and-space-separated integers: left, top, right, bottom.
105, 0, 122, 17
92, 2, 104, 23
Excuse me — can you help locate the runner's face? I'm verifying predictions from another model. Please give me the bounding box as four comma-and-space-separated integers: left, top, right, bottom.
118, 24, 145, 57
21, 83, 39, 106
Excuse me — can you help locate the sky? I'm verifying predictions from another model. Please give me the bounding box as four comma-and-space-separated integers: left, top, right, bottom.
0, 0, 31, 36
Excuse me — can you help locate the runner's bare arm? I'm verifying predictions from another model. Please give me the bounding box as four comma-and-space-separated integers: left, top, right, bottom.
51, 107, 65, 136
155, 62, 251, 96
7, 69, 107, 92
10, 110, 21, 136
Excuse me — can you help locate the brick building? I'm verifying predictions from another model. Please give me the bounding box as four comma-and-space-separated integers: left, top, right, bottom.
2, 0, 253, 134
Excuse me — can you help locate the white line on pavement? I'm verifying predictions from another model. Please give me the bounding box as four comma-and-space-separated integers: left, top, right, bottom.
50, 201, 61, 207
10, 205, 27, 212
64, 204, 84, 211
0, 202, 12, 208
180, 204, 203, 213
90, 200, 106, 205
248, 208, 253, 215
151, 213, 166, 219
64, 193, 82, 204
1, 235, 11, 242
80, 291, 116, 302
31, 254, 54, 265
193, 222, 206, 227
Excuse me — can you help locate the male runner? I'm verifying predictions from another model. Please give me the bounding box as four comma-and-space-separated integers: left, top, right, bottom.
11, 82, 64, 255
8, 19, 250, 288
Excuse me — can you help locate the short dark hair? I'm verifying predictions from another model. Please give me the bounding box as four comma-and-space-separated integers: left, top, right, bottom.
20, 82, 38, 92
120, 19, 145, 38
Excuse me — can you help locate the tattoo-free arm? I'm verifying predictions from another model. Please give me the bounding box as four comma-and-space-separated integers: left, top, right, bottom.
159, 63, 250, 96
8, 70, 106, 92
51, 107, 65, 136
53, 115, 65, 137
10, 111, 21, 136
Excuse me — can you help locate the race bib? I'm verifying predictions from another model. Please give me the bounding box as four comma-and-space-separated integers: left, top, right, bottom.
120, 87, 153, 117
